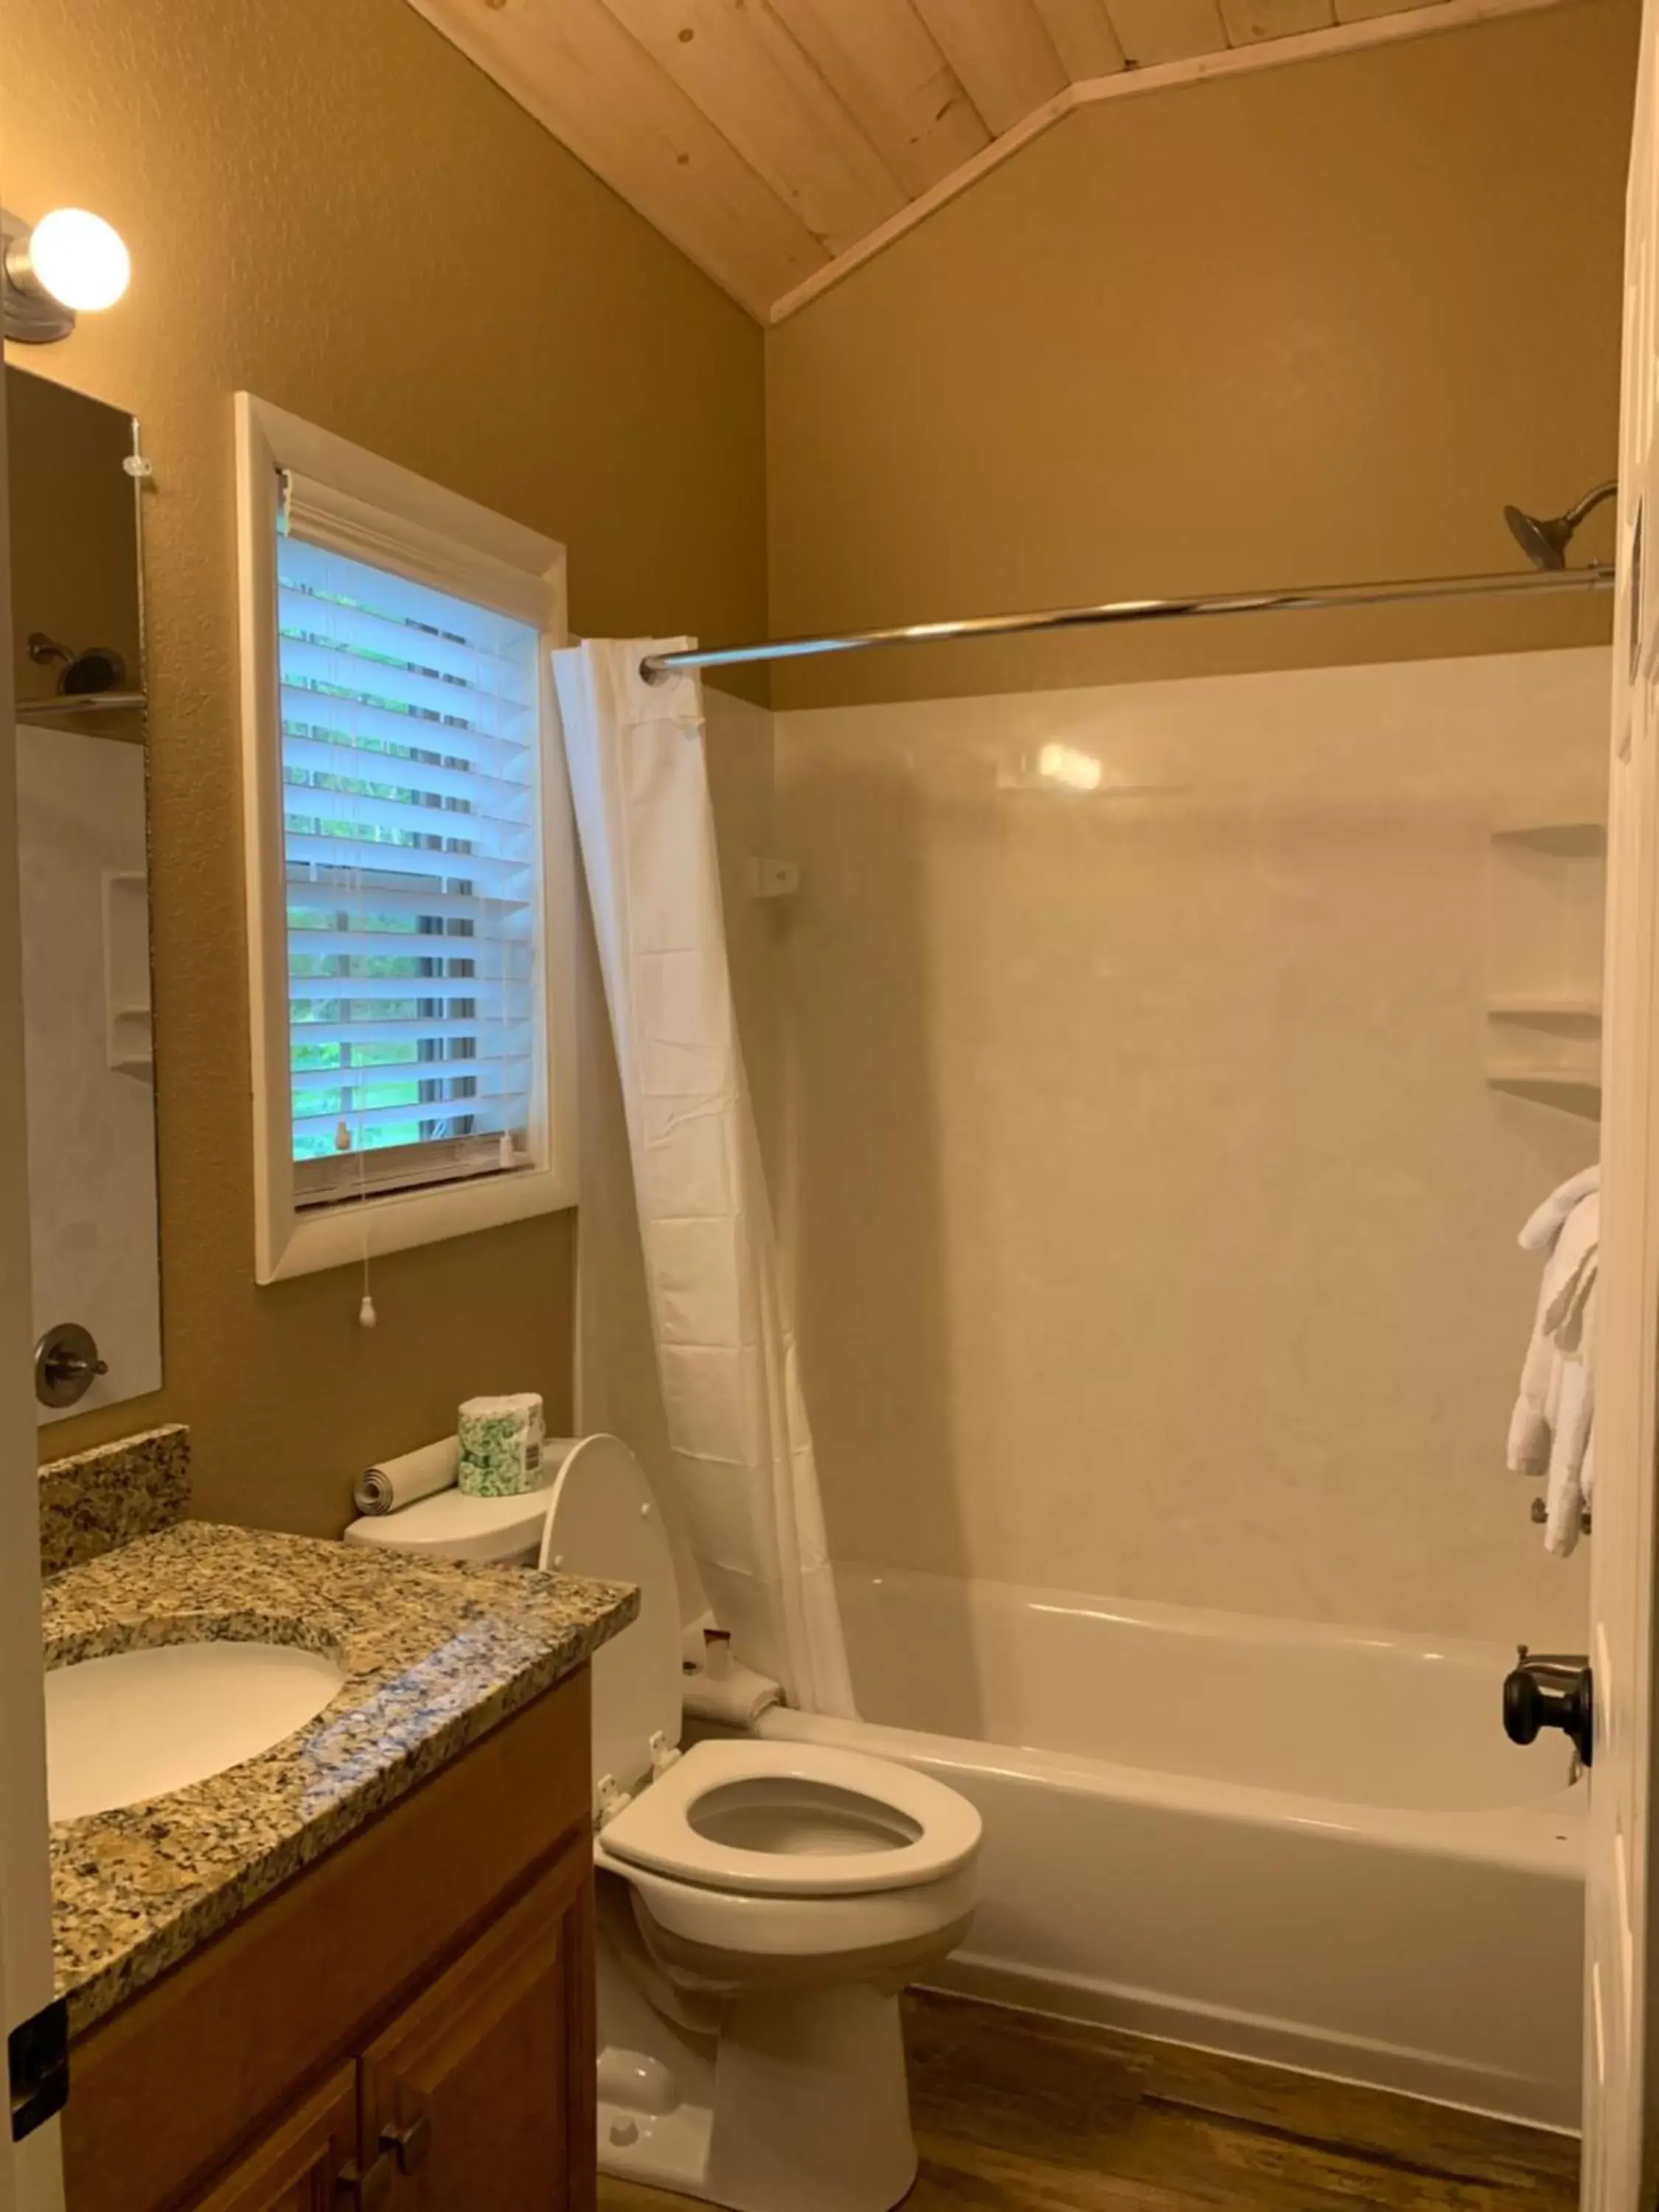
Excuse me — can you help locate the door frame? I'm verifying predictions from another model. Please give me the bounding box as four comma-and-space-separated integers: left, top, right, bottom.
0, 333, 69, 2210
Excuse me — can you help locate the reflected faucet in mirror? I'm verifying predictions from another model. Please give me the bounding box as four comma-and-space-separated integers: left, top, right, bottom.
34, 1322, 109, 1411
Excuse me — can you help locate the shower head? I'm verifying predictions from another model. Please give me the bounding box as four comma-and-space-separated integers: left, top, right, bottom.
1503, 481, 1617, 571
1503, 505, 1572, 571
27, 630, 127, 694
57, 644, 126, 694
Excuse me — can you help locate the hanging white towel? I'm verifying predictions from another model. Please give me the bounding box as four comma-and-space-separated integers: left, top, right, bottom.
1543, 1332, 1595, 1555
1519, 1164, 1599, 1253
1509, 1168, 1599, 1557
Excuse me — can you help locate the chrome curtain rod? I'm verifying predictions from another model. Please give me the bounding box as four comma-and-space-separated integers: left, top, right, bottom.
639, 564, 1614, 684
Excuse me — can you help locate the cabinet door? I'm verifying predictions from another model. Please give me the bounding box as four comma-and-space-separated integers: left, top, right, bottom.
185, 2067, 358, 2212
360, 1844, 594, 2212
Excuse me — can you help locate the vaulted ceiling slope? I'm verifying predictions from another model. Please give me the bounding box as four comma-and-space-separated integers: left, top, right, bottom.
404, 0, 1584, 321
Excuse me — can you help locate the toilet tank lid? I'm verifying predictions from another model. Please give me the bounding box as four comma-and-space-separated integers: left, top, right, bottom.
344, 1485, 553, 1562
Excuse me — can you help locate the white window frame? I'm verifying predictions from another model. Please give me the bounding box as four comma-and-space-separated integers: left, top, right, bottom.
234, 394, 577, 1284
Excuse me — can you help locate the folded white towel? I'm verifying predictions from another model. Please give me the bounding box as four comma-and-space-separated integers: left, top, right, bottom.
683, 1661, 782, 1730
1509, 1171, 1599, 1557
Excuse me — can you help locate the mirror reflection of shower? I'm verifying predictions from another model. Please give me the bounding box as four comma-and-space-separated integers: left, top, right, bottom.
1503, 480, 1617, 570
27, 628, 127, 695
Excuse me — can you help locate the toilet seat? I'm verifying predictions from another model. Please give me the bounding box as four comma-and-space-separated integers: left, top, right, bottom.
599, 1738, 981, 1899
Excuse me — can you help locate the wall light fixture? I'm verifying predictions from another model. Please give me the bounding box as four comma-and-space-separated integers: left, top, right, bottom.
3, 206, 131, 344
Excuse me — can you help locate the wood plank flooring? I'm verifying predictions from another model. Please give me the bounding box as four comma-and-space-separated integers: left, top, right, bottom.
597, 1990, 1580, 2212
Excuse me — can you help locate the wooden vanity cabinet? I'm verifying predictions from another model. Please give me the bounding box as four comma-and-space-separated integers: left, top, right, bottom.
186, 2069, 358, 2212
356, 1854, 595, 2212
183, 1859, 593, 2212
63, 1671, 597, 2212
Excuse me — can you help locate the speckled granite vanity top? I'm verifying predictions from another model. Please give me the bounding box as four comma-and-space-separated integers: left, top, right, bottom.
46, 1520, 636, 2037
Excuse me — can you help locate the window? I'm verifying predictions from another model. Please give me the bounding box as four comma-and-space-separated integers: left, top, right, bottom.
236, 396, 575, 1283
279, 532, 541, 1200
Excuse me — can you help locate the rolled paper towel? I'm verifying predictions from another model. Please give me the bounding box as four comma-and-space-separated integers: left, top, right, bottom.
458, 1394, 546, 1497
353, 1437, 459, 1517
682, 1660, 783, 1730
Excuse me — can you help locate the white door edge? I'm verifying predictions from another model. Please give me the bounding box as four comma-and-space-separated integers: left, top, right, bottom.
0, 325, 69, 2211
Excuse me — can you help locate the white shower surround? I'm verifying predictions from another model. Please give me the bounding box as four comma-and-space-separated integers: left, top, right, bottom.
771, 648, 1612, 1649
760, 1562, 1584, 2128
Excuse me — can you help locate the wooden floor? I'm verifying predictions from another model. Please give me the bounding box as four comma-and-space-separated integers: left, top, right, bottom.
597, 1990, 1580, 2212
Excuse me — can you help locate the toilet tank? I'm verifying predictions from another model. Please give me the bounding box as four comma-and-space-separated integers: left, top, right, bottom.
346, 1436, 683, 1807
343, 1484, 554, 1566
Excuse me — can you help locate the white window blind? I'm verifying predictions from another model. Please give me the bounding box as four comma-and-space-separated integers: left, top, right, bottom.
276, 508, 546, 1206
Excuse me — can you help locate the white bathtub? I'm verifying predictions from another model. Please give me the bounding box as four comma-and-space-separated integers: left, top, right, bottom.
757, 1564, 1585, 2129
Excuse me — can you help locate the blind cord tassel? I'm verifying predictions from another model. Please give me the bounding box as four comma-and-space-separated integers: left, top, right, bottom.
350, 1121, 376, 1328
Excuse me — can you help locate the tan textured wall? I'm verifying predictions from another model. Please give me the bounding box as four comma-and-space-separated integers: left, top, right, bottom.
1, 0, 768, 1529
766, 0, 1636, 712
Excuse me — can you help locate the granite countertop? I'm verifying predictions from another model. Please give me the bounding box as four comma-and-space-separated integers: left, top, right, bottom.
38, 1424, 190, 1576
46, 1520, 637, 2037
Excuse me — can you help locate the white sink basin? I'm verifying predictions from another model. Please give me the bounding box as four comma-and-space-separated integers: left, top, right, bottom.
45, 1641, 347, 1823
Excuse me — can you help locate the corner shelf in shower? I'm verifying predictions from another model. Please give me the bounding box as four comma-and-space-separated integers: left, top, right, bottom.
1485, 813, 1606, 1123
1489, 818, 1607, 856
1486, 994, 1602, 1022
18, 691, 147, 724
1484, 1066, 1602, 1119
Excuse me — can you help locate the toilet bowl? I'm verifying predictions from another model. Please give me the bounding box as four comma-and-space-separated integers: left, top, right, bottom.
345, 1435, 981, 2212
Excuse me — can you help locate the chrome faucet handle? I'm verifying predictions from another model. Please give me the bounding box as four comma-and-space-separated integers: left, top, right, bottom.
32, 1321, 108, 1408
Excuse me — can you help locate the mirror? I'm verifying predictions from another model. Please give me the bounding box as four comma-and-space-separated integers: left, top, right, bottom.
7, 365, 161, 1422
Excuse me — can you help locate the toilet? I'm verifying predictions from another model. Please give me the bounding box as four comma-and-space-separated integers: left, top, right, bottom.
345, 1435, 981, 2212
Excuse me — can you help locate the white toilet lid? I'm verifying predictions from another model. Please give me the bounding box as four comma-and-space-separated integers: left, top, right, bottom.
343, 1486, 554, 1564
538, 1435, 684, 1799
600, 1738, 982, 1899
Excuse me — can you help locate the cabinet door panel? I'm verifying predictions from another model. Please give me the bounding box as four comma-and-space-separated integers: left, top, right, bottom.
66, 1675, 591, 2212
184, 2067, 356, 2212
361, 1845, 591, 2212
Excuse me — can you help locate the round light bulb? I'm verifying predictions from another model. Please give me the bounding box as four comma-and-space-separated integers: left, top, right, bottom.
27, 209, 130, 313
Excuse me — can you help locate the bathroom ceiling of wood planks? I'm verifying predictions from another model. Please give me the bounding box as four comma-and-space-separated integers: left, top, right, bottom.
403, 0, 1586, 321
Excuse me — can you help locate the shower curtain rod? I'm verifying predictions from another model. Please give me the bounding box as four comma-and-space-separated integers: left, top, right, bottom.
639, 563, 1613, 683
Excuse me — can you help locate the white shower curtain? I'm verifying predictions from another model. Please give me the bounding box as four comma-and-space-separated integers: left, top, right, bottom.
552, 638, 855, 1718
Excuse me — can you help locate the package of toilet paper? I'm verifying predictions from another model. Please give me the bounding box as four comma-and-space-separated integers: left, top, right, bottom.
456, 1394, 546, 1496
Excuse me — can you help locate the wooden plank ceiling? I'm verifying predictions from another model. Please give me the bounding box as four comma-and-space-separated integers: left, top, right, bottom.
402, 0, 1554, 320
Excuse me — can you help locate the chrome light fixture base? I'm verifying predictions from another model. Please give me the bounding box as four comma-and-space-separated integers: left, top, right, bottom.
2, 208, 74, 344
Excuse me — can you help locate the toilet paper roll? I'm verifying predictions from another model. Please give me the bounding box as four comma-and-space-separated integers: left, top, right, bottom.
353, 1437, 459, 1517
457, 1394, 546, 1497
